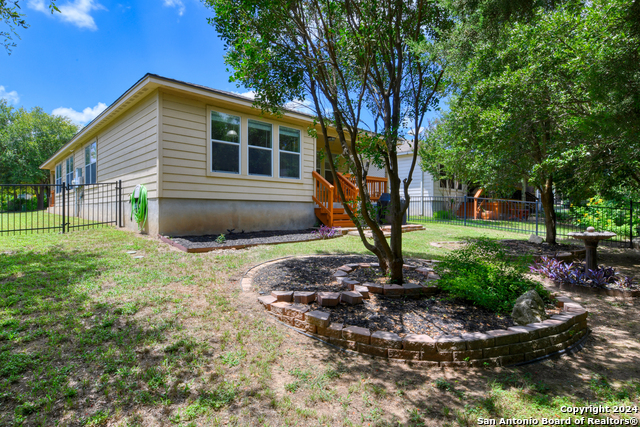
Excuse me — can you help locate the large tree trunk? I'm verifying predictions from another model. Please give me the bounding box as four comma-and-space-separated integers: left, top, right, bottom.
539, 177, 557, 244
35, 186, 45, 211
387, 166, 405, 284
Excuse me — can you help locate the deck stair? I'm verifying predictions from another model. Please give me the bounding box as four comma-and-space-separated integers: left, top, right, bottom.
312, 171, 388, 228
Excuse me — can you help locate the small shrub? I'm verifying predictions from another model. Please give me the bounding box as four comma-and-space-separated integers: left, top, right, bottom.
436, 239, 550, 313
434, 210, 455, 220
215, 234, 226, 244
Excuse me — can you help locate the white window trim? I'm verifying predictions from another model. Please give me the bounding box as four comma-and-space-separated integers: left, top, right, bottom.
247, 119, 273, 177
204, 105, 305, 184
55, 164, 62, 194
208, 108, 242, 175
65, 155, 74, 190
278, 125, 302, 180
84, 141, 97, 184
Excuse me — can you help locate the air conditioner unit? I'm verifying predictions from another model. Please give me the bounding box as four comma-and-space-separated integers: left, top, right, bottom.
72, 176, 84, 186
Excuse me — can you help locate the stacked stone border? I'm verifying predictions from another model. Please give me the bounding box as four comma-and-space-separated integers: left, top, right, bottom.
245, 256, 590, 367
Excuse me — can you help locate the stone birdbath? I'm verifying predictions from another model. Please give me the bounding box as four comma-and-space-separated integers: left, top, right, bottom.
567, 226, 616, 271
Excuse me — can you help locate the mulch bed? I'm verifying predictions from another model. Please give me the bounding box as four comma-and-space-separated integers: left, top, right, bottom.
253, 255, 519, 336
167, 229, 332, 250
498, 239, 582, 258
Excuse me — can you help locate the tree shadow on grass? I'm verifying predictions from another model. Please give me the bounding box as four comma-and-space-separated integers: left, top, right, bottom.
0, 248, 218, 426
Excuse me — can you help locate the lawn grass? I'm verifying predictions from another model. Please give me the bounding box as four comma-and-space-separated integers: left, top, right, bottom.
409, 217, 632, 245
0, 212, 104, 235
0, 223, 638, 426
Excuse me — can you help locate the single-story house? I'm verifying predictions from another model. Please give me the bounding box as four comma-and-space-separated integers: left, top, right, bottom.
41, 74, 387, 235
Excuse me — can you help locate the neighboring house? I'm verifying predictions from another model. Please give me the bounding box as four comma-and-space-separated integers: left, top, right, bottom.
41, 74, 386, 235
397, 141, 466, 199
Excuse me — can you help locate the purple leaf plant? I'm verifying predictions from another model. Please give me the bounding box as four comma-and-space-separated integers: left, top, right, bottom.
312, 225, 338, 239
530, 256, 636, 290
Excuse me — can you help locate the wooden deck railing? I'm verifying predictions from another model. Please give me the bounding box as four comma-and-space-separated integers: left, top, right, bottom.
336, 172, 359, 211
312, 171, 334, 225
343, 174, 388, 202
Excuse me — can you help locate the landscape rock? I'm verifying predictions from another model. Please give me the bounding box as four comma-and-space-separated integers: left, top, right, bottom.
512, 290, 549, 326
528, 234, 544, 244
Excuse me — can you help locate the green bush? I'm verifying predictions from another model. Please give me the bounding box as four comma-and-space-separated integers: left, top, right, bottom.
434, 210, 455, 220
435, 239, 550, 313
568, 196, 639, 236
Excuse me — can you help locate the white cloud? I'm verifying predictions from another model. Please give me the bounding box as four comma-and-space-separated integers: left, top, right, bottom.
163, 0, 185, 16
233, 90, 255, 100
28, 0, 105, 30
27, 0, 48, 12
285, 98, 313, 114
231, 91, 313, 114
0, 86, 19, 105
52, 102, 107, 126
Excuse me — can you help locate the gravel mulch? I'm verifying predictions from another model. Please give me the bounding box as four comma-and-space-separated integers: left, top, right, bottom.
253, 255, 524, 336
169, 229, 331, 250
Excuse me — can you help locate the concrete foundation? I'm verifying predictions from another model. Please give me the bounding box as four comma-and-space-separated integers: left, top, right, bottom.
157, 198, 316, 236
123, 198, 159, 235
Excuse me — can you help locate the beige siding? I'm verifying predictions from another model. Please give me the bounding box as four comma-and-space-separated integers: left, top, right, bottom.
160, 92, 315, 202
98, 92, 158, 199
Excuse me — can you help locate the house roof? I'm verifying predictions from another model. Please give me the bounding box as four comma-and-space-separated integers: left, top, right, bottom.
396, 139, 417, 156
40, 73, 319, 170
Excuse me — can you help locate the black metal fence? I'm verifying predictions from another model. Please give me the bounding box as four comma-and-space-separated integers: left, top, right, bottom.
0, 181, 123, 235
407, 195, 639, 247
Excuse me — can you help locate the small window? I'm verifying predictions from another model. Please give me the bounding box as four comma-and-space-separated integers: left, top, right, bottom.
211, 111, 241, 174
66, 156, 74, 190
438, 164, 447, 188
248, 119, 272, 176
85, 142, 97, 184
55, 164, 62, 194
279, 126, 301, 179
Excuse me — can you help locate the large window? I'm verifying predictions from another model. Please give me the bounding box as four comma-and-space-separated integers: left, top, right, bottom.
211, 111, 241, 173
85, 142, 97, 184
65, 156, 74, 190
279, 126, 301, 179
55, 164, 62, 194
248, 119, 272, 176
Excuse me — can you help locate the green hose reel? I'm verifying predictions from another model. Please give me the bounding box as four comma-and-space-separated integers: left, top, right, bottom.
129, 184, 148, 231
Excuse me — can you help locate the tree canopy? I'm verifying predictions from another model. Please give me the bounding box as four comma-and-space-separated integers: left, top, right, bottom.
207, 0, 451, 282
421, 0, 640, 243
0, 100, 77, 207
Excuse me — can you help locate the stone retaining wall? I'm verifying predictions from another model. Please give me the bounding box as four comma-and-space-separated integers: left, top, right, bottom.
252, 259, 589, 367
258, 295, 588, 367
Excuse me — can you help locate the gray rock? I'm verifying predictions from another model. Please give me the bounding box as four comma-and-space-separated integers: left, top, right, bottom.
511, 290, 548, 326
528, 234, 544, 244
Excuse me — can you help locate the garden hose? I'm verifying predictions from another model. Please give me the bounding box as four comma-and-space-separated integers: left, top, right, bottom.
129, 184, 148, 231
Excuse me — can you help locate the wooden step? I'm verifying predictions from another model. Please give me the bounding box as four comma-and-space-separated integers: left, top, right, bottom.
314, 207, 355, 227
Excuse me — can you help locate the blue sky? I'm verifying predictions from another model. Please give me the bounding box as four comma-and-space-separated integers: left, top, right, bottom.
0, 0, 250, 126
1, 0, 443, 133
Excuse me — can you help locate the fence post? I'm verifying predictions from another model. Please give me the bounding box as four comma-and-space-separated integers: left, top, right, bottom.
536, 202, 540, 236
463, 195, 467, 226
630, 200, 634, 249
62, 183, 66, 234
